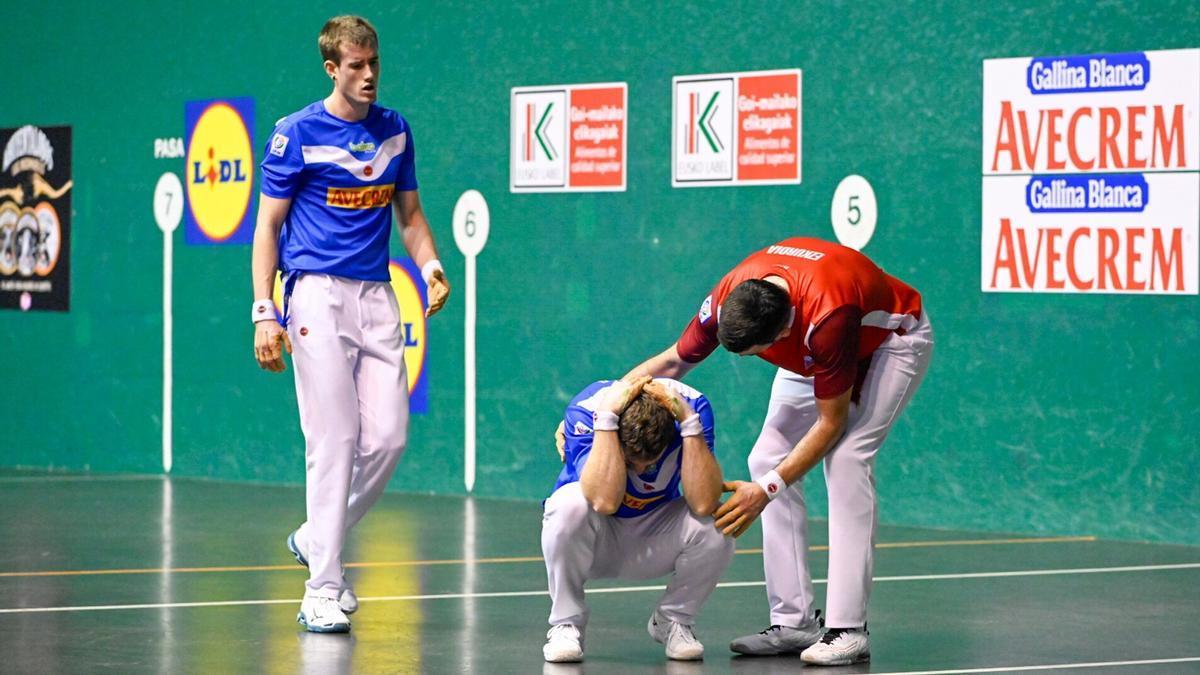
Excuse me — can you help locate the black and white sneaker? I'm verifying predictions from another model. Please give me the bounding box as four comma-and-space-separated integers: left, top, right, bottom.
543, 623, 584, 662
800, 626, 870, 665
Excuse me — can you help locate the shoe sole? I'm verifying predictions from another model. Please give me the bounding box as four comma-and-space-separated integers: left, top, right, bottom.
730, 645, 808, 656
730, 638, 818, 656
543, 652, 583, 663
297, 612, 350, 634
801, 652, 870, 665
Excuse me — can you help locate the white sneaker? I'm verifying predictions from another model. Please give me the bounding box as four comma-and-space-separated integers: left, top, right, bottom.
647, 610, 704, 661
297, 594, 351, 633
800, 627, 870, 665
287, 530, 358, 615
543, 624, 584, 662
337, 586, 358, 615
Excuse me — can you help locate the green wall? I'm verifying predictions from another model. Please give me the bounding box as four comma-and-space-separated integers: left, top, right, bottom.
1, 1, 1197, 545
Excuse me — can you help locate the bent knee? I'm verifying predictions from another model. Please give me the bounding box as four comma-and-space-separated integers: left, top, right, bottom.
748, 446, 784, 477
359, 425, 408, 460
543, 483, 595, 526
689, 515, 735, 557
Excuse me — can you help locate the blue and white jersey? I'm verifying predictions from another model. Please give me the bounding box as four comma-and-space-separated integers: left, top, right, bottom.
551, 378, 716, 518
260, 101, 418, 282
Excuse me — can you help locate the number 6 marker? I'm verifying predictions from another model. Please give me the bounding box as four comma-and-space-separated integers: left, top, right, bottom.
453, 190, 490, 492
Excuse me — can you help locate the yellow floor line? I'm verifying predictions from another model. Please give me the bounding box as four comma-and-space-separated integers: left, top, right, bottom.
0, 535, 1096, 579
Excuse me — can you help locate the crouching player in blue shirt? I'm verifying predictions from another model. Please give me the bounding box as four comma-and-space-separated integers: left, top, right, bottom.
541, 376, 734, 663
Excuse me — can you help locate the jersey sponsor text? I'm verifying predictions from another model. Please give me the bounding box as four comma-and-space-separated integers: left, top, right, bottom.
326, 185, 394, 209
767, 244, 825, 261
622, 493, 666, 511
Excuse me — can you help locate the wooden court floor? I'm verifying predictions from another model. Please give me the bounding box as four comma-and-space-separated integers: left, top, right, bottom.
0, 472, 1197, 674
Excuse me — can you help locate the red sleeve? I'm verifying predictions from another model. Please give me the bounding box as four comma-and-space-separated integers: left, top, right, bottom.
808, 306, 862, 399
676, 315, 719, 363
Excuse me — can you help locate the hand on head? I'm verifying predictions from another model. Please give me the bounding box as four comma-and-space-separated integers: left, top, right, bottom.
600, 375, 652, 415
643, 380, 695, 422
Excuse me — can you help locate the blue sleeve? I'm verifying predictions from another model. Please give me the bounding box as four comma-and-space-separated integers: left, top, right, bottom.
260, 120, 304, 198
562, 403, 595, 478
396, 122, 418, 191
690, 393, 717, 452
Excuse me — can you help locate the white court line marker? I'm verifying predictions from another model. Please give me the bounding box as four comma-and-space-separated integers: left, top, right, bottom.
1, 562, 1196, 615
0, 475, 163, 484
867, 657, 1200, 674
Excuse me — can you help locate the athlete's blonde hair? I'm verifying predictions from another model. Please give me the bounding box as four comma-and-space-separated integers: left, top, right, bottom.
318, 15, 379, 64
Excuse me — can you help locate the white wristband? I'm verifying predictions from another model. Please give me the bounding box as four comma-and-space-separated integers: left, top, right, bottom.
421, 259, 444, 284
592, 410, 619, 432
251, 298, 275, 323
679, 413, 703, 437
755, 470, 786, 501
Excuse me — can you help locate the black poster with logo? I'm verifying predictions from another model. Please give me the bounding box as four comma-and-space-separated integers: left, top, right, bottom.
0, 125, 72, 312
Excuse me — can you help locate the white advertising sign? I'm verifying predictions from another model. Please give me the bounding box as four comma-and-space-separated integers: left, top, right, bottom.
982, 49, 1199, 294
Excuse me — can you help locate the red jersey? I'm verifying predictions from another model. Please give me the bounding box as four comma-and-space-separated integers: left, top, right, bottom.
677, 238, 922, 398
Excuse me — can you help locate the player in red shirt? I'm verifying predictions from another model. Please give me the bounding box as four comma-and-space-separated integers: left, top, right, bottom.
627, 237, 933, 665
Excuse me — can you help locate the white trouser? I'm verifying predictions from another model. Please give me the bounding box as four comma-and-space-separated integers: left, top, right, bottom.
287, 273, 410, 598
748, 314, 933, 629
541, 482, 735, 628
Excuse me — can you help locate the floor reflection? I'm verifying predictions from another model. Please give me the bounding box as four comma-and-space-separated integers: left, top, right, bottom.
297, 631, 355, 675
460, 496, 478, 672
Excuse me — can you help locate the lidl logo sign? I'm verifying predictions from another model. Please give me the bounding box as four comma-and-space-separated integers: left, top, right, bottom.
185, 97, 255, 244
270, 258, 430, 413
511, 83, 627, 192
673, 70, 801, 187
389, 257, 429, 413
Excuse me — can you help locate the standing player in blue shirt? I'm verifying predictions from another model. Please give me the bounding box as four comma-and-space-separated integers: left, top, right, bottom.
249, 15, 450, 634
542, 376, 733, 663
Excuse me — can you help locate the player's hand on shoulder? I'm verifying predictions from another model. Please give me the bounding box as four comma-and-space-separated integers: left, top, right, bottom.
643, 380, 695, 422
425, 269, 450, 318
254, 320, 292, 373
600, 375, 652, 414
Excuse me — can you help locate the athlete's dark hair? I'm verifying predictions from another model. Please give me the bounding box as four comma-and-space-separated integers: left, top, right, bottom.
618, 394, 675, 464
717, 279, 792, 353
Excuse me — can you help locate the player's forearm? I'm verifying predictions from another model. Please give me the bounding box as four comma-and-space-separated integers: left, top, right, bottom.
250, 202, 284, 300
403, 207, 441, 267
774, 416, 845, 486
768, 388, 851, 486
680, 437, 722, 516
626, 344, 695, 380
578, 432, 627, 515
